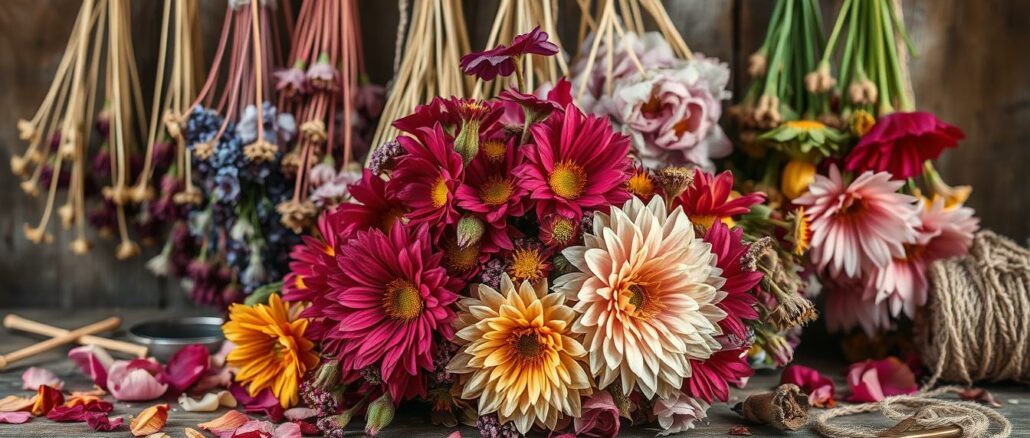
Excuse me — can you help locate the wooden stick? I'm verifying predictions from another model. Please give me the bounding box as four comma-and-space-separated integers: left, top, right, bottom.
3, 314, 147, 358
0, 317, 121, 370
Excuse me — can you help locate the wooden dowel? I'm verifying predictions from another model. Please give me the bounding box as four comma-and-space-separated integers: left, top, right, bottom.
3, 314, 147, 358
0, 316, 121, 370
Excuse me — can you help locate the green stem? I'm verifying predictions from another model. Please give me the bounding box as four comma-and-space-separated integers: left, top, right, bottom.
880, 0, 912, 111
871, 0, 894, 114
820, 0, 853, 64
763, 0, 796, 98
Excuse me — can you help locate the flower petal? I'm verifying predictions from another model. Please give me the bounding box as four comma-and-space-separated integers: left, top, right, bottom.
129, 404, 169, 437
21, 367, 63, 391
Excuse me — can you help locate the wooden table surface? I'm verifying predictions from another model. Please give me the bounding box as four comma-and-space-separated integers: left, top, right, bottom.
0, 309, 1025, 438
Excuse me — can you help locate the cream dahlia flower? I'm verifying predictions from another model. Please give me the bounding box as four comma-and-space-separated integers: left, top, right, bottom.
448, 274, 592, 434
553, 196, 726, 399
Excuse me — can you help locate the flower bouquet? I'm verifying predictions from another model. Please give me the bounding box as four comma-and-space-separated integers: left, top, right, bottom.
729, 0, 980, 344
221, 26, 810, 437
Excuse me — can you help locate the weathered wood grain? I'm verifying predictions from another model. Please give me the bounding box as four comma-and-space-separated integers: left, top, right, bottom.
0, 0, 1027, 308
0, 309, 1027, 437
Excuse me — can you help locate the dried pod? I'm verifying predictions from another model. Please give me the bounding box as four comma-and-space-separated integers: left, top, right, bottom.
733, 384, 810, 431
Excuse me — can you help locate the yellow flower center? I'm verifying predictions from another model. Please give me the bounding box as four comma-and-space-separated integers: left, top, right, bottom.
431, 176, 449, 208
791, 207, 811, 256
784, 120, 827, 131
479, 175, 514, 206
515, 333, 545, 358
547, 217, 577, 246
443, 239, 479, 274
627, 170, 655, 199
508, 247, 546, 282
379, 208, 406, 232
482, 140, 507, 162
548, 160, 587, 200
383, 279, 423, 321
851, 110, 876, 137
619, 282, 661, 319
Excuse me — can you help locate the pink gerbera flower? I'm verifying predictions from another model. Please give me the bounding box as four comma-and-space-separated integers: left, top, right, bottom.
703, 222, 762, 340
456, 137, 527, 226
460, 26, 559, 81
333, 170, 406, 236
682, 347, 753, 404
846, 111, 964, 179
282, 212, 347, 340
794, 166, 919, 278
324, 224, 460, 402
823, 274, 892, 335
514, 104, 632, 219
675, 170, 765, 229
388, 125, 464, 227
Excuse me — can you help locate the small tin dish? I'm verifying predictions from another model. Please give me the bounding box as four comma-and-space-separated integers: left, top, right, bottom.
126, 317, 225, 361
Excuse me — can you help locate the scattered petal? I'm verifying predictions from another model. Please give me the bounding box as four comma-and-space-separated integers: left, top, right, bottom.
30, 385, 64, 416
69, 344, 114, 390
445, 432, 462, 438
163, 345, 211, 395
88, 415, 125, 431
145, 434, 171, 438
179, 391, 236, 412
729, 426, 753, 435
273, 422, 302, 438
780, 365, 836, 408
21, 367, 64, 390
64, 391, 105, 408
294, 420, 320, 436
198, 410, 250, 438
229, 384, 283, 421
46, 400, 113, 421
192, 367, 234, 394
185, 428, 207, 438
847, 357, 918, 403
283, 407, 317, 421
0, 412, 31, 424
130, 404, 169, 437
109, 360, 169, 401
0, 395, 35, 412
959, 388, 1002, 408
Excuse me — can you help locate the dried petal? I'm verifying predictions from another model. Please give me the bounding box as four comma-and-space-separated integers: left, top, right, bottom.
198, 410, 250, 437
179, 391, 237, 412
109, 360, 169, 401
68, 344, 114, 390
31, 385, 65, 416
46, 400, 113, 421
0, 395, 35, 412
21, 367, 64, 390
959, 388, 1002, 408
229, 384, 283, 421
729, 425, 753, 435
185, 428, 207, 438
163, 344, 211, 395
88, 414, 124, 431
0, 412, 32, 424
283, 407, 317, 421
130, 404, 169, 437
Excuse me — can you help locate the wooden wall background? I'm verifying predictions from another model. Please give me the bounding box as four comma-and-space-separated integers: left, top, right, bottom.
1, 0, 1026, 309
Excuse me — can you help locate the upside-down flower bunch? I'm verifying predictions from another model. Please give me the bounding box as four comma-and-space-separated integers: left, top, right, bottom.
269, 28, 807, 437
729, 0, 979, 338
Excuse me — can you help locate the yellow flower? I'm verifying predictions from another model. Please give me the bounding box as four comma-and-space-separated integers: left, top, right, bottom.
448, 275, 591, 434
850, 110, 876, 137
223, 294, 319, 408
780, 159, 817, 200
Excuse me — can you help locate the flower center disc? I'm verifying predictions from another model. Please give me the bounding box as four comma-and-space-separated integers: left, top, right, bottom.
482, 140, 507, 162
508, 247, 545, 282
479, 176, 514, 206
620, 283, 659, 318
548, 218, 576, 245
515, 333, 545, 359
549, 161, 587, 200
384, 279, 423, 320
627, 170, 655, 199
444, 240, 479, 274
431, 176, 449, 208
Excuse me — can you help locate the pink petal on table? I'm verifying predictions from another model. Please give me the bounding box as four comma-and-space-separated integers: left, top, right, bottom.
780, 365, 836, 408
199, 410, 251, 438
87, 414, 124, 431
229, 384, 283, 422
847, 357, 918, 403
191, 366, 234, 394
273, 422, 302, 438
283, 407, 317, 421
21, 367, 63, 390
162, 345, 211, 395
0, 412, 31, 424
212, 341, 236, 367
68, 345, 114, 390
107, 361, 169, 401
445, 432, 462, 438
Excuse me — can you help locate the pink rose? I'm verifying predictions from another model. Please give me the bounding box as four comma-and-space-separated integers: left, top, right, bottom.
653, 392, 708, 436
847, 357, 918, 402
573, 391, 620, 438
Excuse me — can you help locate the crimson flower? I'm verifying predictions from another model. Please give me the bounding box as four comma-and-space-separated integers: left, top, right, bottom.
332, 170, 406, 237
781, 365, 836, 408
281, 211, 353, 340
682, 347, 753, 404
387, 124, 464, 227
845, 111, 964, 179
703, 222, 762, 339
456, 137, 526, 226
499, 78, 573, 126
460, 26, 559, 80
676, 170, 765, 229
514, 104, 632, 219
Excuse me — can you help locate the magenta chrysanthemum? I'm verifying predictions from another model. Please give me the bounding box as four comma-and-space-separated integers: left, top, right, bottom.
455, 137, 527, 227
323, 224, 461, 401
333, 170, 405, 235
845, 111, 964, 179
282, 212, 346, 340
703, 222, 761, 340
388, 125, 464, 227
794, 166, 919, 278
515, 104, 632, 219
682, 347, 753, 404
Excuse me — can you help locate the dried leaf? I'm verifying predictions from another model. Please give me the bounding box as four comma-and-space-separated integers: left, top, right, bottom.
21, 367, 64, 390
130, 404, 169, 437
729, 425, 753, 435
0, 395, 35, 412
30, 385, 65, 416
0, 412, 32, 424
184, 428, 207, 438
198, 410, 250, 437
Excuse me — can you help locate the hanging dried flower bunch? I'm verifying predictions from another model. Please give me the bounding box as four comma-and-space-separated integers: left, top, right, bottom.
276, 0, 383, 225
13, 0, 151, 258
367, 0, 471, 157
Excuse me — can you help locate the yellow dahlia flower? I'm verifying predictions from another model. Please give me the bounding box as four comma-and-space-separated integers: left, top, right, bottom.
448, 275, 592, 434
554, 196, 726, 399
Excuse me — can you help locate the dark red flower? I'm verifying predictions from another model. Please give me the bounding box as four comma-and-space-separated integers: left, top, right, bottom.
332, 170, 406, 237
86, 414, 124, 431
46, 400, 114, 422
460, 26, 559, 80
682, 347, 753, 403
845, 111, 964, 179
703, 222, 762, 339
675, 170, 765, 229
161, 344, 210, 395
498, 78, 573, 126
388, 124, 464, 227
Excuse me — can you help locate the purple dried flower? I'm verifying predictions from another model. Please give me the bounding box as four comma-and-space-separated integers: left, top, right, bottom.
476, 413, 520, 438
476, 258, 506, 290
367, 140, 405, 175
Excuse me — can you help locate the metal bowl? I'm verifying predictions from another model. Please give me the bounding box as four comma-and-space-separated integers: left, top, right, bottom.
126, 317, 225, 361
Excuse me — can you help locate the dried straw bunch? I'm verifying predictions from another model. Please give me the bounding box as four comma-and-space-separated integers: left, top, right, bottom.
13, 0, 148, 258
